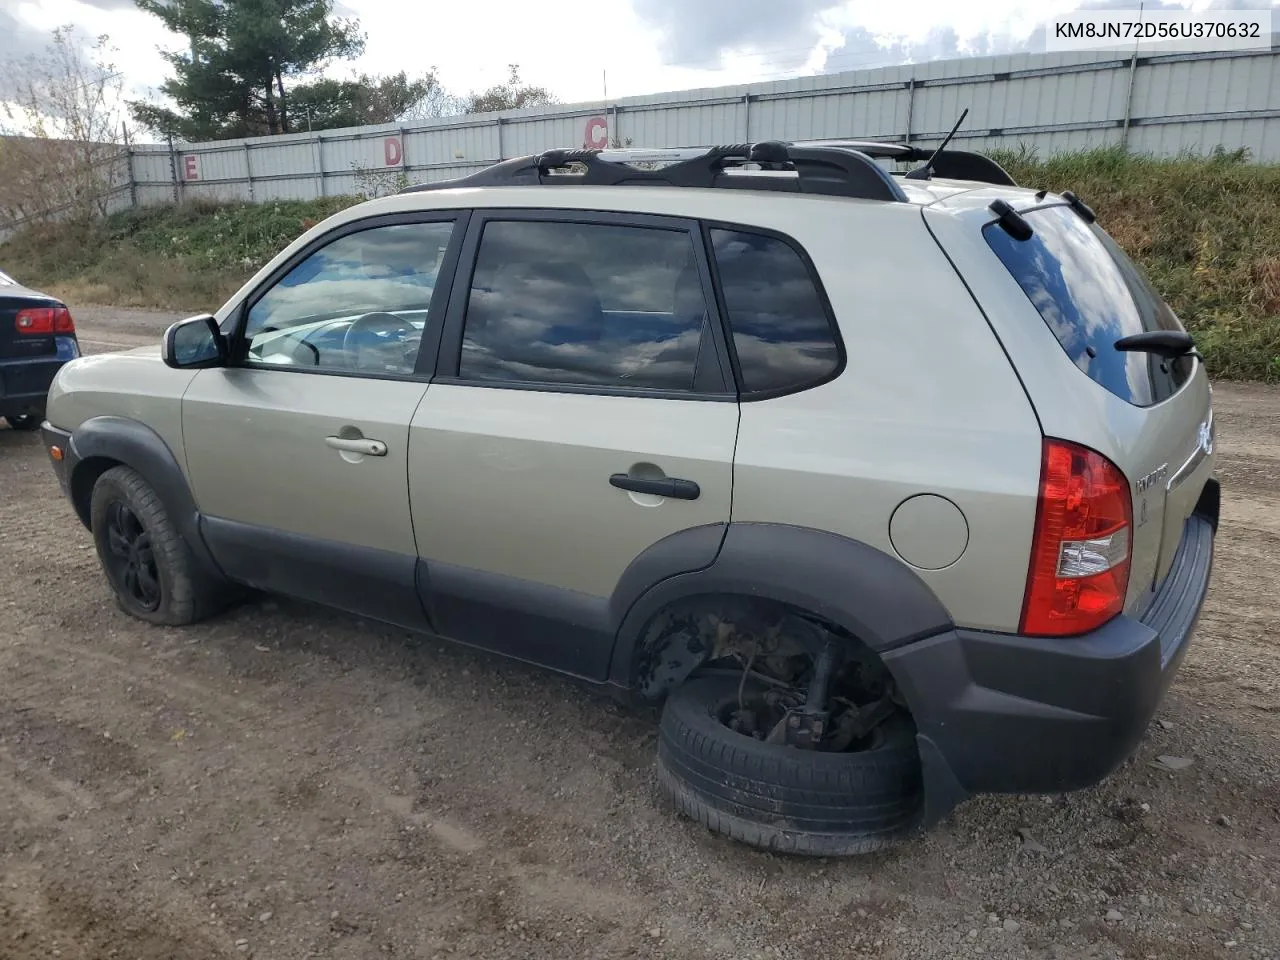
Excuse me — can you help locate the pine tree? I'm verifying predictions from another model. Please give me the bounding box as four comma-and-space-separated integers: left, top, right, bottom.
130, 0, 364, 140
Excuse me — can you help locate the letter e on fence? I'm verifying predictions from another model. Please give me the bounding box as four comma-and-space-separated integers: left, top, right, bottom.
584, 116, 608, 149
384, 136, 403, 167
183, 154, 200, 181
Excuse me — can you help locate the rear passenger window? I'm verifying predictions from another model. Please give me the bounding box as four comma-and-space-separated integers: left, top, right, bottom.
459, 220, 714, 392
710, 228, 841, 397
984, 204, 1192, 406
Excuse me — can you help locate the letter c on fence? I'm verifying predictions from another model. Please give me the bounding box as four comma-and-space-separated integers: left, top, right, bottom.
384, 136, 402, 167
585, 116, 608, 150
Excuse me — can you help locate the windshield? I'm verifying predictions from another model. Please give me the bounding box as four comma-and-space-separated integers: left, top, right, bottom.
984, 203, 1192, 406
0, 270, 14, 285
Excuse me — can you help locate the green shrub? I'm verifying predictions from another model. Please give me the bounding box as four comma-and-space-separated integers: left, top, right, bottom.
0, 195, 359, 309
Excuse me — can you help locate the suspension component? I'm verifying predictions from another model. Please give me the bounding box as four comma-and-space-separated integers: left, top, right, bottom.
785, 638, 841, 749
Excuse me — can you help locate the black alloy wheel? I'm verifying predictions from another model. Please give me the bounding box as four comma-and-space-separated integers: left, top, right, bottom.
102, 500, 162, 612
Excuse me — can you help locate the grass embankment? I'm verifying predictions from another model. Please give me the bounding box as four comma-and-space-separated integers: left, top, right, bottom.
1, 147, 1277, 379
993, 147, 1280, 381
0, 196, 359, 313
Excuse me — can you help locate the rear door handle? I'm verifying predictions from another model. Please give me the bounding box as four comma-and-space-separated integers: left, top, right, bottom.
325, 436, 387, 457
609, 474, 700, 501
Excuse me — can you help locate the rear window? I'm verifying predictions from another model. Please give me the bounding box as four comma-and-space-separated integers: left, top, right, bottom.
984, 204, 1192, 406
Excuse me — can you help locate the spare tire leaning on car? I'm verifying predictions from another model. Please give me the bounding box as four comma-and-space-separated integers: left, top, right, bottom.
657, 673, 923, 855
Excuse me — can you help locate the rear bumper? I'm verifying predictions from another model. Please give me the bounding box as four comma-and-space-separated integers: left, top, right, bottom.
0, 353, 71, 418
885, 491, 1216, 825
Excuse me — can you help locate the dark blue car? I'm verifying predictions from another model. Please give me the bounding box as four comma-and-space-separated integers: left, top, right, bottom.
0, 269, 80, 431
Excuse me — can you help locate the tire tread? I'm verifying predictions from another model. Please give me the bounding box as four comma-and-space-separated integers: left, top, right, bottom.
656, 674, 923, 855
90, 465, 231, 626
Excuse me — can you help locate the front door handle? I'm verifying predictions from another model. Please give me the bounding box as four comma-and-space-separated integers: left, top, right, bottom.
609, 473, 700, 501
325, 435, 387, 457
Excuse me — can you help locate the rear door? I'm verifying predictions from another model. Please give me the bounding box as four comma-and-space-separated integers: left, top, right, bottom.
979, 202, 1213, 599
407, 210, 738, 678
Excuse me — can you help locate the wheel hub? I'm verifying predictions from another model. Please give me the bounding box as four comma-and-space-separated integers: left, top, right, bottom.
104, 501, 161, 612
716, 635, 899, 754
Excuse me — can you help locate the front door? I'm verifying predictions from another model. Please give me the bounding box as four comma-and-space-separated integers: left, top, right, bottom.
182, 216, 462, 627
408, 211, 739, 678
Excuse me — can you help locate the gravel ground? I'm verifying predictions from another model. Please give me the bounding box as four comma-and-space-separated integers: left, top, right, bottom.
1, 306, 1277, 960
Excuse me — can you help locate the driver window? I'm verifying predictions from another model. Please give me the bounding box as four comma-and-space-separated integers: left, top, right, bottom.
244, 220, 455, 375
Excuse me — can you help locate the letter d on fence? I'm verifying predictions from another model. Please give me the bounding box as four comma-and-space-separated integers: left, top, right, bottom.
384, 136, 403, 167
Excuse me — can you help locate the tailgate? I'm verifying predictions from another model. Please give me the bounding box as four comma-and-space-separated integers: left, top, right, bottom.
0, 295, 58, 360
924, 194, 1216, 613
1124, 367, 1214, 594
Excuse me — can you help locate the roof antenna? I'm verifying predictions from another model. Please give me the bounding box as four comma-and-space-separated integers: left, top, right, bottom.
905, 107, 968, 180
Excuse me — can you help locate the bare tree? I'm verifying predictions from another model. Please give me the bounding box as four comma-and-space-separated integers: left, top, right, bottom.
399, 81, 466, 123
463, 65, 556, 114
0, 26, 127, 227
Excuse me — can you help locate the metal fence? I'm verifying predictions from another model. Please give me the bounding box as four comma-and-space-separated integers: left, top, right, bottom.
125, 43, 1279, 207
0, 140, 135, 237
8, 41, 1280, 229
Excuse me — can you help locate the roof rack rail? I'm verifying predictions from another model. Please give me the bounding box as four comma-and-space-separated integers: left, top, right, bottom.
794, 138, 1017, 186
399, 140, 910, 203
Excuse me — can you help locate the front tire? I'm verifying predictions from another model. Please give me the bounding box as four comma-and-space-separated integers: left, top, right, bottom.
657, 673, 923, 855
90, 465, 213, 625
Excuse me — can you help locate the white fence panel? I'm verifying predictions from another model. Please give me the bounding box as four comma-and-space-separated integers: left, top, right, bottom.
4, 42, 1277, 234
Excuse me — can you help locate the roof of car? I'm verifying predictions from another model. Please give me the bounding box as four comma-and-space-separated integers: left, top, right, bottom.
336, 179, 1048, 253
894, 178, 989, 206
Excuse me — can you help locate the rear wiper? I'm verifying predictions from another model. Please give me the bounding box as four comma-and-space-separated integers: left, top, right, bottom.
1114, 330, 1201, 360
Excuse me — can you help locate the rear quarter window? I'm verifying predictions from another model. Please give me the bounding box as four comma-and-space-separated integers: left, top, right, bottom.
984, 203, 1192, 406
709, 228, 842, 397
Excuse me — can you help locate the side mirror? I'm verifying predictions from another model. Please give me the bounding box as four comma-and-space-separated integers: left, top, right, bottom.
162, 314, 227, 369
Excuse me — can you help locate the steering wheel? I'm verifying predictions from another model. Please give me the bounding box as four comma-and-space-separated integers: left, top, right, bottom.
342, 312, 418, 372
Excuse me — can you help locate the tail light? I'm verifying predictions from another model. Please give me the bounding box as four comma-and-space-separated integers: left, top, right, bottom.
15, 306, 76, 336
1020, 438, 1132, 637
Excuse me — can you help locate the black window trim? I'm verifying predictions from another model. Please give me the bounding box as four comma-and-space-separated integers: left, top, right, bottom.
225, 209, 471, 383
431, 207, 737, 402
700, 218, 847, 402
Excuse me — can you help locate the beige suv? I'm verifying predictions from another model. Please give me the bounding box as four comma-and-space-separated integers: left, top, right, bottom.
40, 141, 1218, 855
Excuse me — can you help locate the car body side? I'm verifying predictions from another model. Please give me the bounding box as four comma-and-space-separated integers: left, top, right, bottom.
43, 179, 1222, 826
47, 186, 1042, 661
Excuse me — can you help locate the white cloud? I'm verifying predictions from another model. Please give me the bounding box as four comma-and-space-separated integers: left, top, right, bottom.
8, 0, 1272, 128
335, 0, 801, 103
10, 0, 174, 99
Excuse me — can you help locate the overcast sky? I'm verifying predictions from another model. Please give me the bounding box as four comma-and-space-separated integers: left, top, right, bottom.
1, 0, 1273, 115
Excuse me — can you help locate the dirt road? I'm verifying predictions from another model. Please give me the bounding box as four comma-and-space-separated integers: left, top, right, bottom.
2, 307, 1277, 960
